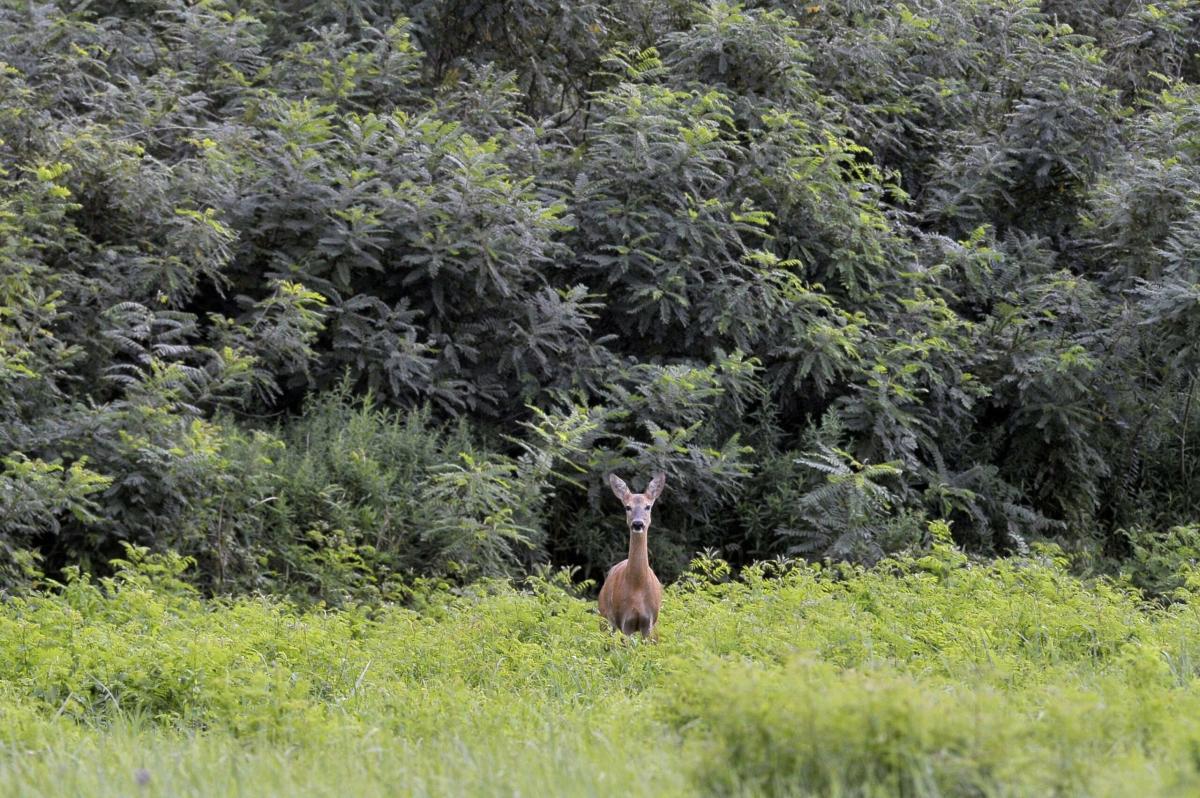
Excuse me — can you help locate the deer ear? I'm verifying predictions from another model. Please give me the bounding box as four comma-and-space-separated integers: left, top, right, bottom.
645, 472, 666, 501
608, 474, 630, 501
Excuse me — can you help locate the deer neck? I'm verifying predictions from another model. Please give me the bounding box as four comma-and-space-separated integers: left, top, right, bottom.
626, 527, 651, 583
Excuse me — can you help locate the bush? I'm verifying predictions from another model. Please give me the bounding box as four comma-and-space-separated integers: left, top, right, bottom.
2, 0, 1200, 589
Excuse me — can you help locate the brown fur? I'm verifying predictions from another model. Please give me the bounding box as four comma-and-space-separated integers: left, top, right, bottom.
598, 473, 666, 637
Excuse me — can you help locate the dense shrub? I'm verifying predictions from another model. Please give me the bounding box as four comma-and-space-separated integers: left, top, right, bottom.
2, 0, 1200, 594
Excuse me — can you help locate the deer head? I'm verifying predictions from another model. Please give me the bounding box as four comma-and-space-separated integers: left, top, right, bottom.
609, 472, 666, 536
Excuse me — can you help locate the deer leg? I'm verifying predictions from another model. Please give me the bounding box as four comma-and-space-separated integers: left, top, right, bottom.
637, 615, 656, 639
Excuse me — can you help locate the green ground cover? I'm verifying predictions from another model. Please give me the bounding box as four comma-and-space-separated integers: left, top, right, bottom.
2, 530, 1199, 797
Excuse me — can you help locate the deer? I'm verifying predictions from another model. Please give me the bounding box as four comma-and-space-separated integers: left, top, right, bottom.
598, 472, 666, 638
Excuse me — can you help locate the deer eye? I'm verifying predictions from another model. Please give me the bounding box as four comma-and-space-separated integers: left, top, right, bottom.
625, 505, 632, 511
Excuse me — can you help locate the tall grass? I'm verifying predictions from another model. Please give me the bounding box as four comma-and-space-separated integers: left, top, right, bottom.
3, 528, 1200, 796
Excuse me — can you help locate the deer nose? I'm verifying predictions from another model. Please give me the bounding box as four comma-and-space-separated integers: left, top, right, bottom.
631, 520, 645, 531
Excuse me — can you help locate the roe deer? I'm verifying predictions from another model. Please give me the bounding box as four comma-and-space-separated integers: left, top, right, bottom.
598, 472, 666, 637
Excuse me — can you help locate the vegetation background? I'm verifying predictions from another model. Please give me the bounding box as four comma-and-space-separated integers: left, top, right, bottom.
3, 0, 1200, 793
3, 0, 1200, 596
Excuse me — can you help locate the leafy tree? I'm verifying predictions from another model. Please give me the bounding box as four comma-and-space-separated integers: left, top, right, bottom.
2, 0, 1200, 595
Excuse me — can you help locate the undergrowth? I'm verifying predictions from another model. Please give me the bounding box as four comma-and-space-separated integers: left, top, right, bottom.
2, 525, 1200, 796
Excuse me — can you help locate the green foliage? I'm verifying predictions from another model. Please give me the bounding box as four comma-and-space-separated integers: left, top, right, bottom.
2, 0, 1200, 592
3, 546, 1200, 794
217, 389, 566, 599
0, 454, 111, 536
1122, 523, 1200, 597
787, 441, 907, 561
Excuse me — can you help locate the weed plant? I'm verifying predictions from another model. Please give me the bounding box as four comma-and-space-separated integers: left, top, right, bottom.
3, 527, 1200, 796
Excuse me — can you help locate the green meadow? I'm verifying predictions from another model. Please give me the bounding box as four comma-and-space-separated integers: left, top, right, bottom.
3, 532, 1200, 797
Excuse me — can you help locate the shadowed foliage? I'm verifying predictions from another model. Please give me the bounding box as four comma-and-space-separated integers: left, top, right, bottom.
1, 0, 1199, 600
